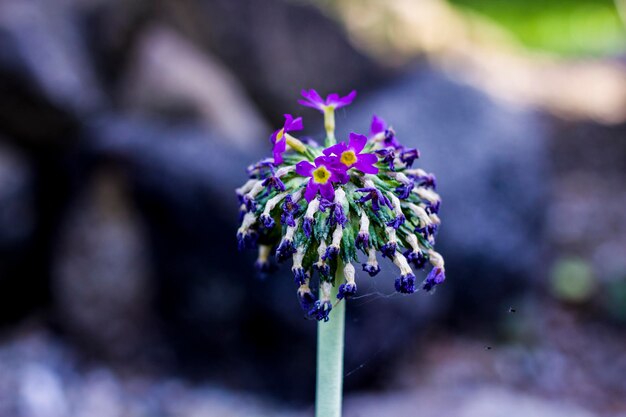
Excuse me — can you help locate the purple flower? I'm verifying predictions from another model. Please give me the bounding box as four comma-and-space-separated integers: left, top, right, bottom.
395, 273, 416, 294
381, 242, 397, 258
323, 133, 379, 175
293, 267, 308, 286
299, 89, 357, 112
302, 217, 314, 237
323, 246, 339, 261
375, 148, 396, 171
395, 179, 415, 199
370, 115, 386, 135
276, 239, 297, 262
314, 262, 331, 278
337, 282, 357, 300
386, 214, 406, 229
416, 174, 437, 189
356, 232, 370, 250
296, 156, 346, 202
426, 200, 441, 215
355, 187, 392, 212
400, 148, 420, 167
270, 114, 303, 165
307, 300, 333, 322
362, 263, 381, 277
260, 213, 275, 229
370, 115, 401, 148
404, 250, 427, 269
298, 288, 317, 313
281, 195, 299, 226
423, 267, 445, 292
262, 175, 286, 193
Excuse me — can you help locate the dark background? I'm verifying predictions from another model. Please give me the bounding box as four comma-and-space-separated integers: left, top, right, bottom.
0, 0, 625, 416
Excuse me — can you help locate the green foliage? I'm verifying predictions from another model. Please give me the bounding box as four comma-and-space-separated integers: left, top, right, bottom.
449, 0, 626, 56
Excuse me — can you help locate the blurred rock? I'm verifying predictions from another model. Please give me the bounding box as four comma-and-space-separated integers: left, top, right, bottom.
0, 0, 105, 147
340, 66, 549, 321
157, 0, 387, 118
52, 166, 155, 364
0, 328, 302, 417
120, 25, 268, 150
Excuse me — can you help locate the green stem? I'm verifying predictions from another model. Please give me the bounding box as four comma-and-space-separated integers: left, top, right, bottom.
315, 263, 345, 417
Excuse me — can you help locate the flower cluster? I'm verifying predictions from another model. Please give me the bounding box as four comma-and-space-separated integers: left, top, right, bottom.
236, 89, 445, 321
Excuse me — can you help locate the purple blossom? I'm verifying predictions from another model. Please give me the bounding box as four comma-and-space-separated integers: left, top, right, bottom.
370, 115, 402, 148
314, 262, 331, 278
381, 242, 397, 258
425, 200, 441, 215
276, 239, 296, 262
302, 217, 314, 237
386, 214, 406, 229
417, 224, 438, 239
260, 213, 275, 229
262, 175, 286, 193
270, 114, 303, 165
423, 267, 445, 292
395, 273, 416, 294
404, 250, 427, 269
395, 179, 415, 199
325, 203, 348, 227
298, 289, 317, 313
306, 300, 333, 322
323, 133, 378, 175
337, 282, 357, 300
414, 173, 437, 189
356, 232, 370, 250
281, 195, 299, 226
362, 263, 381, 277
296, 156, 346, 203
400, 148, 420, 167
323, 246, 339, 261
355, 187, 392, 212
375, 148, 396, 171
299, 89, 357, 112
293, 267, 308, 286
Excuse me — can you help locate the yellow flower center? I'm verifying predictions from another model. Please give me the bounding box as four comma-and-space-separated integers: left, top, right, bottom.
340, 150, 357, 166
312, 166, 331, 184
276, 128, 284, 141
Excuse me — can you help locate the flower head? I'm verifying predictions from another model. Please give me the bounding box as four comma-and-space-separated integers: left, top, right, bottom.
236, 90, 446, 321
271, 114, 303, 165
299, 89, 357, 112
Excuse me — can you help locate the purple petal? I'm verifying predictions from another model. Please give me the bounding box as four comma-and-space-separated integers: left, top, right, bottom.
323, 142, 347, 156
296, 160, 315, 177
336, 90, 357, 108
370, 115, 385, 135
273, 138, 286, 164
285, 117, 304, 132
298, 99, 322, 110
326, 93, 340, 105
354, 153, 379, 174
319, 182, 335, 201
348, 132, 367, 152
304, 180, 319, 202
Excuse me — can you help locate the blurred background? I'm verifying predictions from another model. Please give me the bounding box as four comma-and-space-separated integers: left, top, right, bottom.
0, 0, 625, 416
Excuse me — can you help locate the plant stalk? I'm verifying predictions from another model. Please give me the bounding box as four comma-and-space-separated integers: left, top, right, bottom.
315, 262, 345, 417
